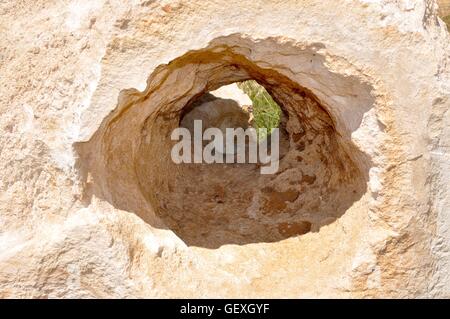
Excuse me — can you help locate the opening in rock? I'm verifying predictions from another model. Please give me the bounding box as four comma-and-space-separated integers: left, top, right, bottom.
75, 35, 371, 249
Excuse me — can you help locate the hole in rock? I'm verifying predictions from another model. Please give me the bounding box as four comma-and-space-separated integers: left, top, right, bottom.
75, 35, 370, 249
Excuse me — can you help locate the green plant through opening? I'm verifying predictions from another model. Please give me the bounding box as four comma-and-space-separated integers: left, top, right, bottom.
237, 80, 282, 139
443, 15, 450, 29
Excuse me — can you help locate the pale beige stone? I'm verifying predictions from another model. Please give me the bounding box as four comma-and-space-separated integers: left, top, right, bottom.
0, 0, 449, 298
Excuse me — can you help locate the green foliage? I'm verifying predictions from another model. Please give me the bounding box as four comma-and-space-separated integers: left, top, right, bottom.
443, 15, 450, 29
237, 80, 281, 139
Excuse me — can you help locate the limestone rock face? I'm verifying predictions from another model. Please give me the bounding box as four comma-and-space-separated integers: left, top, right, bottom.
0, 0, 449, 298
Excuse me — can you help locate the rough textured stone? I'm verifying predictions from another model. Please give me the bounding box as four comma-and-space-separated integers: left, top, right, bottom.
0, 0, 449, 298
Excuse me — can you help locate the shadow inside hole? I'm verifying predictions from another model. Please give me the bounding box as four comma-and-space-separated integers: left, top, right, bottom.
147, 83, 367, 249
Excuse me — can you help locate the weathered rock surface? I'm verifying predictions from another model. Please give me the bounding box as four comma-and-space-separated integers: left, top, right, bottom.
0, 0, 449, 298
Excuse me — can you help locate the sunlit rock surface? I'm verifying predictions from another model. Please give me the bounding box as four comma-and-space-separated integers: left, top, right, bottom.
0, 0, 449, 298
